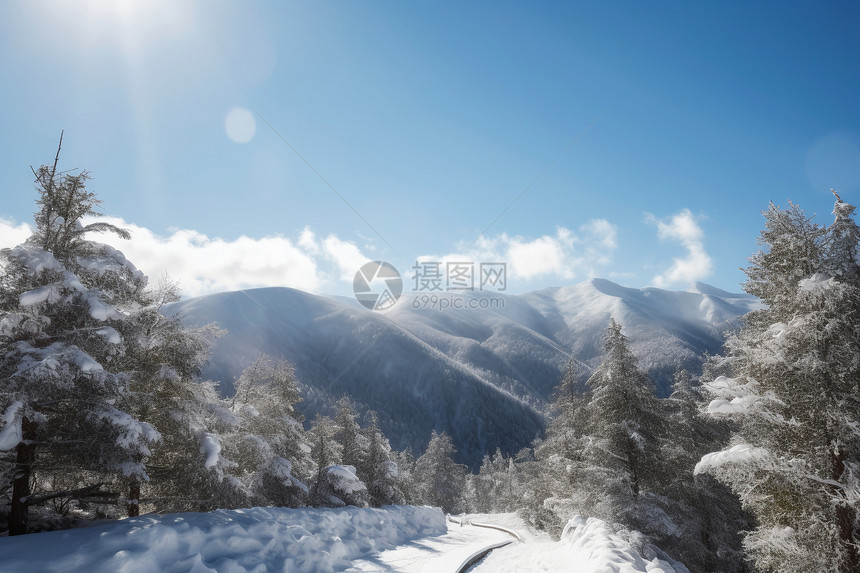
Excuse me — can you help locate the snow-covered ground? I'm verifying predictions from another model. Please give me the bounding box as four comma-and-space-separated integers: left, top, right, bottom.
0, 506, 445, 573
470, 514, 689, 573
0, 507, 689, 573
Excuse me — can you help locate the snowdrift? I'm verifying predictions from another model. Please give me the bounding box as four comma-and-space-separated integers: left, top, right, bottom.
561, 516, 689, 573
0, 505, 445, 573
475, 515, 689, 573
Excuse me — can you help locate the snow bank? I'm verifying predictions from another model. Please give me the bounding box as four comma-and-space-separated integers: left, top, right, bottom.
474, 515, 688, 573
561, 517, 687, 573
0, 505, 446, 573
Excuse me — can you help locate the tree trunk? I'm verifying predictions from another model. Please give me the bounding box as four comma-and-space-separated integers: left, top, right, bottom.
8, 418, 37, 536
126, 478, 140, 517
628, 441, 640, 500
831, 448, 859, 573
836, 503, 858, 573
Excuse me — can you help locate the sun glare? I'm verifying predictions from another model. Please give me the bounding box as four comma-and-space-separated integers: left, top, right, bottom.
43, 0, 192, 43
81, 0, 168, 21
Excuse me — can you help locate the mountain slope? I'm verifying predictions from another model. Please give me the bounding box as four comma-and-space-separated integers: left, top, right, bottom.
167, 279, 758, 466
167, 287, 546, 467
520, 279, 757, 386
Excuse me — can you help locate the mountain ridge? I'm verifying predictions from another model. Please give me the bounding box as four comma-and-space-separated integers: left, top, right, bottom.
166, 279, 759, 467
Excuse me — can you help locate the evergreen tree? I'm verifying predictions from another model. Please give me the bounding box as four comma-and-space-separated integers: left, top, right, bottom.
0, 140, 160, 534
224, 355, 310, 508
742, 200, 824, 311
470, 454, 493, 512
524, 322, 668, 537
540, 358, 588, 463
0, 140, 230, 530
110, 277, 221, 516
333, 397, 364, 471
823, 190, 860, 283
391, 447, 417, 505
656, 368, 749, 572
698, 196, 860, 572
145, 377, 243, 513
523, 358, 589, 532
307, 414, 346, 507
358, 411, 403, 507
578, 320, 665, 522
414, 430, 466, 514
471, 448, 517, 513
518, 441, 568, 535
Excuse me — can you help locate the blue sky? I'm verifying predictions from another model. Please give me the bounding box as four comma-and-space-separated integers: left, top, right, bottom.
1, 0, 858, 298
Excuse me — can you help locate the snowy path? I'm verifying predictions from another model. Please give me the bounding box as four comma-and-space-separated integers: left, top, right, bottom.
470, 535, 592, 572
346, 516, 514, 573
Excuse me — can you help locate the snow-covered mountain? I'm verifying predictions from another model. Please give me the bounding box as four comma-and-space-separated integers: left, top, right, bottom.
166, 279, 758, 467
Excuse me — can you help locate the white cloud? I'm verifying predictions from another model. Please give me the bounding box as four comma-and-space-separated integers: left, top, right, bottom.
648, 209, 713, 288
1, 215, 619, 296
421, 219, 618, 285
320, 233, 372, 281
507, 235, 568, 279
0, 218, 32, 249
0, 216, 371, 298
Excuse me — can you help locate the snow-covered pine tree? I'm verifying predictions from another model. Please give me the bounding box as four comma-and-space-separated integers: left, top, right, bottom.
577, 320, 666, 525
0, 140, 160, 534
471, 448, 517, 513
391, 448, 417, 505
307, 414, 346, 507
334, 397, 365, 471
520, 359, 589, 534
654, 368, 748, 572
470, 454, 494, 512
358, 411, 403, 507
414, 430, 466, 514
742, 201, 824, 311
698, 196, 860, 573
109, 277, 223, 516
224, 355, 310, 508
823, 190, 860, 283
540, 358, 588, 463
145, 376, 246, 513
